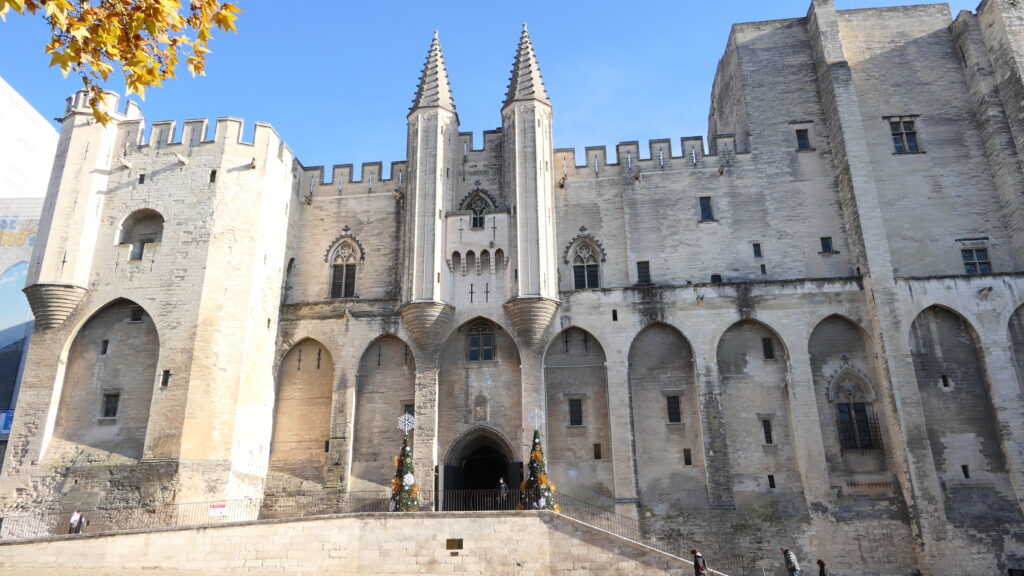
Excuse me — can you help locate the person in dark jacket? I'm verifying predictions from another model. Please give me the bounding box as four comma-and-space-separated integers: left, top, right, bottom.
817, 558, 827, 576
691, 549, 708, 575
781, 547, 801, 576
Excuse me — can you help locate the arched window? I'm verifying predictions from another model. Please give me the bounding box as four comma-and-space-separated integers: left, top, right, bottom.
451, 251, 462, 274
470, 198, 487, 229
119, 209, 164, 261
466, 251, 477, 275
480, 250, 490, 273
460, 190, 496, 230
466, 323, 495, 362
831, 373, 881, 451
572, 244, 599, 289
331, 242, 358, 298
711, 274, 723, 284
494, 249, 504, 270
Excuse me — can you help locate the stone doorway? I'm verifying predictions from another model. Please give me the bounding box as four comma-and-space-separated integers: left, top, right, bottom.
442, 428, 521, 511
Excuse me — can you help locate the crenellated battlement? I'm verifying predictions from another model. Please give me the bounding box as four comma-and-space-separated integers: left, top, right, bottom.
298, 160, 409, 198
114, 116, 294, 166
552, 134, 745, 179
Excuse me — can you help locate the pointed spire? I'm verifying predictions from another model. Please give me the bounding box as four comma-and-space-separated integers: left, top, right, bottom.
503, 23, 550, 109
410, 30, 456, 114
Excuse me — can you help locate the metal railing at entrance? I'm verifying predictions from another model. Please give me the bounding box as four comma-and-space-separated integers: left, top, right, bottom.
0, 489, 751, 575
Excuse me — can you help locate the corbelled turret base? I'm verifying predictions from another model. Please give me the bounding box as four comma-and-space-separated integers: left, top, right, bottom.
23, 283, 87, 331
398, 301, 455, 355
503, 297, 559, 351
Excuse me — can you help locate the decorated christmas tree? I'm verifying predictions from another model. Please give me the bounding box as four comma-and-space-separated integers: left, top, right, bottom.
522, 428, 558, 511
389, 415, 419, 512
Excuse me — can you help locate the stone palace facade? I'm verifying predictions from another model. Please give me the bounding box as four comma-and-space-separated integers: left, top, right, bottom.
4, 0, 1024, 573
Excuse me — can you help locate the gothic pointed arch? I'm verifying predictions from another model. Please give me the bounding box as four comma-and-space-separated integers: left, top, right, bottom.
809, 315, 886, 472
269, 339, 334, 485
910, 305, 1007, 511
444, 426, 518, 466
325, 229, 364, 299
627, 322, 704, 509
457, 189, 499, 230
544, 326, 613, 501
351, 334, 416, 491
716, 319, 800, 495
52, 298, 159, 460
563, 229, 604, 290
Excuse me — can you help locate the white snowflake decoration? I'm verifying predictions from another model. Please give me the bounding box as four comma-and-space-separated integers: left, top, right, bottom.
403, 473, 415, 486
529, 408, 545, 429
397, 413, 416, 432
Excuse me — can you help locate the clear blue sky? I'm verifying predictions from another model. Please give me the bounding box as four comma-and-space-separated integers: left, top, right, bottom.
0, 0, 979, 173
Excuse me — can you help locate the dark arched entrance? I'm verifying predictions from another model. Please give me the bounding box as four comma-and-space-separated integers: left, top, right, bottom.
442, 428, 522, 510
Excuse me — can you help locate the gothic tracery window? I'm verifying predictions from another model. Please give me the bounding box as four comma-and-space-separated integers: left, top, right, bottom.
470, 198, 487, 229
832, 374, 880, 451
330, 242, 358, 298
466, 323, 495, 362
572, 244, 600, 289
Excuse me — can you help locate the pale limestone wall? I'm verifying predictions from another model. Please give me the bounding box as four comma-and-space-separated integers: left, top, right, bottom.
0, 513, 691, 576
838, 5, 1021, 277
268, 339, 334, 486
9, 2, 1024, 575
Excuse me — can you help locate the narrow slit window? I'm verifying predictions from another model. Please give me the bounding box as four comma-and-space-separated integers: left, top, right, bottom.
160, 370, 171, 387
209, 169, 218, 183
760, 264, 767, 275
138, 173, 146, 184
568, 398, 583, 426
100, 339, 109, 355
762, 419, 774, 445
762, 337, 775, 360
683, 448, 693, 466
593, 443, 602, 460
612, 309, 618, 322
666, 395, 682, 423
752, 243, 762, 258
768, 474, 776, 489
962, 464, 971, 479
941, 374, 950, 388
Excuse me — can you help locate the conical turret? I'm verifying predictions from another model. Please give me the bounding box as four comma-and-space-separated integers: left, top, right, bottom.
410, 30, 456, 115
503, 24, 549, 109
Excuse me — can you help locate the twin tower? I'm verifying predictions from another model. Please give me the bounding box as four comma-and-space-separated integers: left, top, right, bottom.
399, 26, 560, 356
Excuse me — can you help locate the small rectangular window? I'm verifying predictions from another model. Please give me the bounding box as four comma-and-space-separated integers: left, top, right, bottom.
890, 119, 920, 153
446, 539, 463, 550
160, 370, 171, 387
138, 173, 146, 184
699, 197, 714, 221
612, 309, 618, 322
961, 248, 992, 275
762, 419, 774, 445
324, 440, 330, 453
762, 337, 775, 360
568, 398, 583, 427
768, 474, 776, 489
666, 395, 681, 423
820, 237, 834, 254
752, 243, 762, 258
404, 404, 415, 416
637, 261, 651, 285
209, 169, 218, 183
100, 339, 109, 355
796, 129, 811, 150
593, 443, 602, 460
683, 448, 693, 466
941, 374, 950, 388
962, 464, 971, 479
102, 393, 120, 418
760, 264, 767, 275
129, 307, 144, 323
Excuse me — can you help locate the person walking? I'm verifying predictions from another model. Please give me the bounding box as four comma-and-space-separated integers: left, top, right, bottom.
817, 558, 827, 576
691, 549, 708, 575
68, 510, 81, 535
781, 547, 801, 576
